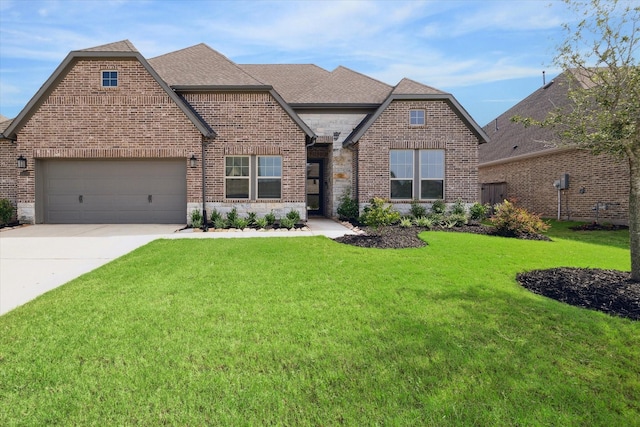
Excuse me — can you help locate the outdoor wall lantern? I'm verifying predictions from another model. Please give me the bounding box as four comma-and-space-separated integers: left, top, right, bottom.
17, 155, 27, 169
189, 154, 197, 168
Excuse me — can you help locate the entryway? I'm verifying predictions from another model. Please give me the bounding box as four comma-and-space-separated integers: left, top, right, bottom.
306, 160, 323, 216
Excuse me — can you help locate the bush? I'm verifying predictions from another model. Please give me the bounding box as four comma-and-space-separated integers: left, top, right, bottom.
399, 217, 413, 228
430, 200, 446, 215
265, 211, 276, 226
360, 198, 401, 229
450, 199, 467, 216
446, 213, 468, 228
286, 209, 301, 223
226, 208, 239, 224
490, 200, 550, 237
0, 199, 15, 225
255, 217, 268, 229
413, 216, 434, 228
409, 200, 427, 218
279, 216, 296, 229
337, 190, 359, 222
469, 202, 490, 221
246, 212, 257, 226
232, 217, 249, 229
190, 209, 203, 228
210, 209, 222, 223
213, 217, 227, 229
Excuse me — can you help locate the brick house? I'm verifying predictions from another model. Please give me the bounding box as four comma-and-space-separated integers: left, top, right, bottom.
479, 70, 629, 224
0, 40, 487, 224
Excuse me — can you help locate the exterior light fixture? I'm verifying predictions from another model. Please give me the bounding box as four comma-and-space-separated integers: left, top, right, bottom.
17, 155, 27, 169
189, 154, 197, 168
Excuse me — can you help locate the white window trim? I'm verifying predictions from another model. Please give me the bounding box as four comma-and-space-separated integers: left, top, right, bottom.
390, 149, 445, 200
410, 109, 425, 126
224, 155, 282, 200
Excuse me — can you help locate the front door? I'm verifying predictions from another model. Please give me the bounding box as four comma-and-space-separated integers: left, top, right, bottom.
306, 160, 323, 216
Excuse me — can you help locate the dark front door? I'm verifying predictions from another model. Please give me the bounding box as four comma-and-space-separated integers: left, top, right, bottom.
306, 160, 323, 216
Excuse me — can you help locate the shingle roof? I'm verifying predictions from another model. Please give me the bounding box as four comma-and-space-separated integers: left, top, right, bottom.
0, 117, 13, 135
392, 78, 446, 95
239, 64, 331, 103
290, 66, 392, 104
479, 71, 574, 164
149, 44, 263, 87
80, 40, 138, 52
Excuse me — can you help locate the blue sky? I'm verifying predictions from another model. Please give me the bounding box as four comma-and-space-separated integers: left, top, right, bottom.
0, 0, 598, 126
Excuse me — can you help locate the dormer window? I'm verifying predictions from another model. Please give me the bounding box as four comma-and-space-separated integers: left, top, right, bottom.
102, 71, 118, 87
410, 109, 425, 126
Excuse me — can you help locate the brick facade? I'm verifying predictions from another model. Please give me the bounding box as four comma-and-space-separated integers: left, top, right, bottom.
0, 139, 17, 220
479, 149, 629, 224
12, 58, 203, 223
356, 100, 480, 209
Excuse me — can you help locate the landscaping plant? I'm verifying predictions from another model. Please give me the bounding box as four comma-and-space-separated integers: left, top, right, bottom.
360, 197, 401, 229
0, 198, 14, 225
337, 189, 359, 222
490, 199, 550, 237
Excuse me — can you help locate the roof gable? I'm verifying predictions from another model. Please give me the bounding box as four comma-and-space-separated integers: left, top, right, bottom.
149, 44, 263, 87
3, 40, 214, 140
393, 78, 446, 95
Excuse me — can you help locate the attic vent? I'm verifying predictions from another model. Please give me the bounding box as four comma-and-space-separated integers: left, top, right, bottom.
543, 80, 554, 89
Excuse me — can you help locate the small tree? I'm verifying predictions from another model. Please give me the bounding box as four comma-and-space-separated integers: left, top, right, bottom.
514, 0, 640, 280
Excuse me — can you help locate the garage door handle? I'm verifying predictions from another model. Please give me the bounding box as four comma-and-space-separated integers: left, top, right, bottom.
148, 195, 152, 203
79, 195, 83, 203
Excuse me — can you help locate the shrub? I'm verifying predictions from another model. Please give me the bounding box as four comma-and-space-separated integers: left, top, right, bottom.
232, 217, 249, 229
210, 209, 222, 223
337, 190, 359, 222
409, 200, 427, 218
213, 217, 227, 229
246, 212, 257, 226
469, 202, 490, 221
286, 209, 301, 223
399, 217, 413, 228
265, 211, 276, 226
450, 199, 467, 216
190, 209, 203, 228
0, 199, 15, 225
430, 200, 446, 215
490, 200, 550, 237
413, 216, 434, 228
427, 212, 445, 226
446, 213, 468, 228
279, 216, 296, 229
360, 197, 401, 229
255, 217, 268, 229
226, 208, 238, 224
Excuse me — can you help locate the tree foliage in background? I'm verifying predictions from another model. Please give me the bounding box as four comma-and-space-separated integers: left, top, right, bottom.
514, 0, 640, 280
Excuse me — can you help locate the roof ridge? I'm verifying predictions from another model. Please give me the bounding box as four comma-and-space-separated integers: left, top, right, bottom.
332, 65, 393, 89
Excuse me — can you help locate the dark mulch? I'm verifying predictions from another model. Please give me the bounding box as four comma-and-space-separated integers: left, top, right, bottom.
334, 224, 637, 320
518, 268, 639, 320
569, 222, 629, 231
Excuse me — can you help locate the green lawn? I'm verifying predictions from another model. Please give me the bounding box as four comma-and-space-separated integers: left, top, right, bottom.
0, 223, 637, 425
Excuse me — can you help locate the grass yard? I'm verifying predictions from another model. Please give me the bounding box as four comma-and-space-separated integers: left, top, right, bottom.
0, 224, 637, 425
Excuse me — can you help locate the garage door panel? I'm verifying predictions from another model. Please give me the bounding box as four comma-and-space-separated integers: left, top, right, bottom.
42, 159, 186, 224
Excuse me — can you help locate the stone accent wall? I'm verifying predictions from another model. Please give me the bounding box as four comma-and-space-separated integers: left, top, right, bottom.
184, 92, 307, 219
14, 58, 203, 223
357, 100, 480, 205
479, 148, 629, 224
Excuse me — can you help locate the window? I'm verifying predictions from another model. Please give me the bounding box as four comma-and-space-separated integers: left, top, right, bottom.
102, 70, 118, 87
410, 109, 425, 126
257, 156, 282, 199
225, 156, 250, 198
390, 150, 414, 199
390, 149, 444, 200
420, 150, 444, 199
225, 155, 282, 199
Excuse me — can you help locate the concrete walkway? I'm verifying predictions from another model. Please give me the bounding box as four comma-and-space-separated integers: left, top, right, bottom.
0, 219, 355, 316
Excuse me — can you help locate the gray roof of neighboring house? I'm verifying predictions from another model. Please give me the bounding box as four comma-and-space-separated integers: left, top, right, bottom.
479, 71, 574, 165
0, 117, 13, 135
149, 44, 263, 87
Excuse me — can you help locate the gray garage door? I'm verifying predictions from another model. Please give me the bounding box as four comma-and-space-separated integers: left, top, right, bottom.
41, 159, 186, 224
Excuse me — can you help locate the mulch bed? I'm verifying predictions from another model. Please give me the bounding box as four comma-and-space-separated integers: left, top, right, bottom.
334, 224, 638, 321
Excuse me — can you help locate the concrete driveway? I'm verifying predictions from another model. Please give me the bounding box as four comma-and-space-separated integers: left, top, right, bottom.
0, 224, 181, 316
0, 219, 355, 316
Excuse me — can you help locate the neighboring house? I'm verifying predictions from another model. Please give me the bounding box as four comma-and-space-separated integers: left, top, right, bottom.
479, 70, 629, 224
0, 40, 487, 224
